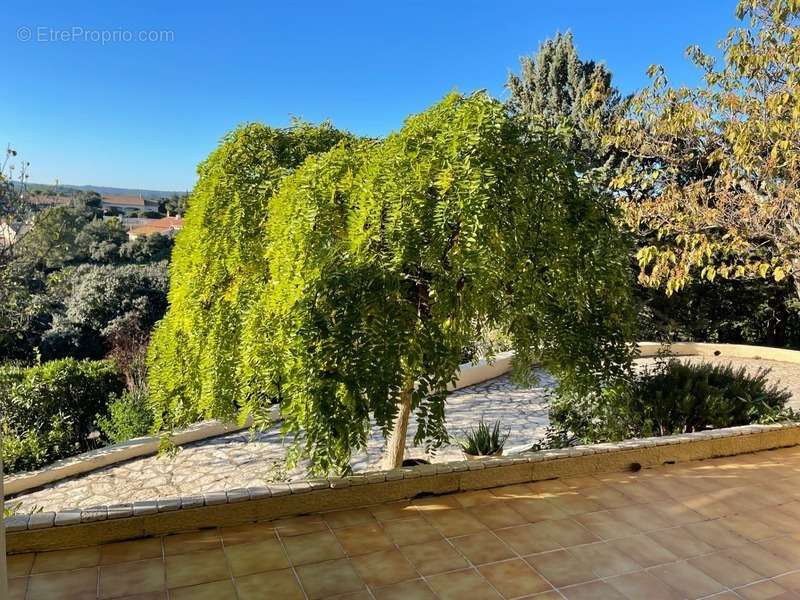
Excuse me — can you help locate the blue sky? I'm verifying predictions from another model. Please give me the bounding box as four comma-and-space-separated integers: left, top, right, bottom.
3, 1, 736, 191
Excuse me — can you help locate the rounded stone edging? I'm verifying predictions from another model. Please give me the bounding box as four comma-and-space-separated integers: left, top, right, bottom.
3, 351, 515, 497
3, 417, 262, 498
637, 340, 800, 363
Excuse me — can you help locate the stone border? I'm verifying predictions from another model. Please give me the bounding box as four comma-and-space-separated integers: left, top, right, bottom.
2, 417, 263, 498
5, 421, 799, 553
3, 352, 516, 497
18, 342, 768, 496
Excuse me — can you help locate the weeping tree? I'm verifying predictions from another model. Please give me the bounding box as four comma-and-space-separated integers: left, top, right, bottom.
150, 93, 633, 473
147, 121, 349, 426
237, 92, 635, 473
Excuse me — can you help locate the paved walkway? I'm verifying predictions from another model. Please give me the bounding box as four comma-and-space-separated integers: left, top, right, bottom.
7, 356, 800, 513
8, 445, 800, 599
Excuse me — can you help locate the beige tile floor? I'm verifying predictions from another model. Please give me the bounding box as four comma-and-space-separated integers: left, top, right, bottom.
8, 446, 800, 599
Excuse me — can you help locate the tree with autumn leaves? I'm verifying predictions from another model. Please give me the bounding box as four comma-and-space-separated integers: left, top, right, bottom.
611, 0, 800, 297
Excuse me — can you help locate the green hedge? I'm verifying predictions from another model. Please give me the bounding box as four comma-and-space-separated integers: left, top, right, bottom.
1, 358, 125, 473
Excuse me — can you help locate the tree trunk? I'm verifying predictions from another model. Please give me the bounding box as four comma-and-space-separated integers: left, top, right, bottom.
383, 381, 414, 470
793, 260, 800, 302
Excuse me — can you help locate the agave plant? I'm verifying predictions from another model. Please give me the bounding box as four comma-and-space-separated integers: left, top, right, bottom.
459, 419, 510, 457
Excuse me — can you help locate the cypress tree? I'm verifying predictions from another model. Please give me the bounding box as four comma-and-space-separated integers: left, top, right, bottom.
507, 31, 621, 170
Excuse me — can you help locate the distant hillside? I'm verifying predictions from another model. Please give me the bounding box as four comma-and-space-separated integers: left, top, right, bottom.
25, 182, 188, 199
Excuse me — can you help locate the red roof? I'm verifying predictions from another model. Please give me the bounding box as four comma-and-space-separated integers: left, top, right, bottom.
128, 216, 184, 236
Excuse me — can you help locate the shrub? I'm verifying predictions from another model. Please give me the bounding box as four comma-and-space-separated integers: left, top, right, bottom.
637, 278, 800, 349
2, 416, 73, 474
118, 233, 173, 263
96, 388, 154, 444
0, 358, 125, 473
544, 358, 794, 448
39, 261, 169, 361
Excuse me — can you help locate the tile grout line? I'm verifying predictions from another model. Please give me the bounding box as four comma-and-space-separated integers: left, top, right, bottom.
364, 502, 436, 599
416, 488, 573, 598
419, 478, 800, 599
320, 513, 377, 600
219, 526, 244, 600
274, 521, 312, 600
161, 535, 170, 600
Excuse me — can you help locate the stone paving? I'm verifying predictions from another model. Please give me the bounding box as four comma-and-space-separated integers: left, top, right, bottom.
7, 356, 800, 513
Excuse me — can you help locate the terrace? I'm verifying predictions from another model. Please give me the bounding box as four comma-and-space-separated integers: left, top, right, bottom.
7, 344, 800, 516
4, 3, 798, 599
7, 444, 800, 600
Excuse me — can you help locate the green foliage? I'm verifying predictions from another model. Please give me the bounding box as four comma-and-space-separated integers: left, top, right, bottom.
118, 233, 173, 263
96, 387, 154, 444
0, 358, 125, 473
507, 31, 622, 170
39, 261, 169, 361
0, 204, 172, 362
458, 420, 509, 456
160, 193, 188, 216
545, 358, 794, 448
2, 500, 42, 519
148, 120, 350, 427
10, 207, 129, 269
2, 416, 74, 474
637, 277, 800, 348
610, 0, 800, 296
150, 94, 633, 475
74, 218, 129, 262
13, 207, 89, 270
236, 92, 634, 474
75, 190, 102, 208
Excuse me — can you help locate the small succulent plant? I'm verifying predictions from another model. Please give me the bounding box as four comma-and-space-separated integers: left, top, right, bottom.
459, 419, 510, 457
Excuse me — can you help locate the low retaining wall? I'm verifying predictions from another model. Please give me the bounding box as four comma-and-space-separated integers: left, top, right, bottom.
637, 341, 800, 362
3, 417, 261, 498
6, 422, 799, 553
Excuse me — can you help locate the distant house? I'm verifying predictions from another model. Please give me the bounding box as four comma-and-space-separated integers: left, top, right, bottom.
127, 216, 184, 239
0, 220, 30, 248
102, 194, 160, 213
